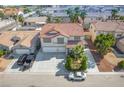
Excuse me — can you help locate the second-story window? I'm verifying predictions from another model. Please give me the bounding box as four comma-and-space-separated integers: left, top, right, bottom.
57, 38, 64, 44
74, 36, 80, 41
43, 38, 51, 43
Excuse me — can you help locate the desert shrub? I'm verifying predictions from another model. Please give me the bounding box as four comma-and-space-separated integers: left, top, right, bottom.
117, 60, 124, 69
0, 50, 5, 57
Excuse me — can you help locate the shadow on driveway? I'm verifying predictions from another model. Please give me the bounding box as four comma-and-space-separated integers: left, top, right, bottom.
11, 62, 20, 69
55, 59, 69, 77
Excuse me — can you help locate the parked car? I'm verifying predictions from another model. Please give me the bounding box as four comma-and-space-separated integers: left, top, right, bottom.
22, 53, 35, 71
68, 71, 87, 81
17, 54, 28, 65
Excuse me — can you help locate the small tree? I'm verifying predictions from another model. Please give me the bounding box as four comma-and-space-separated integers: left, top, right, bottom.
17, 15, 24, 25
94, 34, 116, 56
65, 45, 88, 71
70, 45, 84, 61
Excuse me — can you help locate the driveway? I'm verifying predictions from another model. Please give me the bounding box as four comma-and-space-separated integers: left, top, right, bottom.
5, 52, 68, 75
31, 52, 68, 75
5, 49, 98, 74
84, 48, 99, 72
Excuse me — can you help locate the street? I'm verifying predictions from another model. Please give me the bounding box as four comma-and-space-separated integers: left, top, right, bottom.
0, 73, 124, 87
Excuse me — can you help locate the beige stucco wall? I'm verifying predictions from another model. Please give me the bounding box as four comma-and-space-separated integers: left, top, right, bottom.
88, 24, 97, 42
41, 35, 84, 47
41, 35, 68, 47
116, 41, 124, 53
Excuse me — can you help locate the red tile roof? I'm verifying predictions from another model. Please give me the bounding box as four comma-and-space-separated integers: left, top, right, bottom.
93, 21, 124, 33
40, 23, 84, 38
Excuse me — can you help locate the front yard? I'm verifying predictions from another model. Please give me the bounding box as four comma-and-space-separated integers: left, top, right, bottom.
4, 47, 99, 74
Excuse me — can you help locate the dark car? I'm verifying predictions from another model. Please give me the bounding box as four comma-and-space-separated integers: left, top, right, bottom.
22, 54, 35, 71
17, 54, 28, 65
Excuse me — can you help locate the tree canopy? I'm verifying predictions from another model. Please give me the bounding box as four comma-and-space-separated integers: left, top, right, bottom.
23, 8, 31, 14
65, 45, 88, 71
111, 9, 119, 20
66, 7, 86, 23
94, 34, 116, 56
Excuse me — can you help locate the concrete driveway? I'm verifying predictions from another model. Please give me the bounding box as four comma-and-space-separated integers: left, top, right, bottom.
5, 52, 68, 75
30, 52, 68, 75
5, 49, 98, 74
84, 48, 99, 72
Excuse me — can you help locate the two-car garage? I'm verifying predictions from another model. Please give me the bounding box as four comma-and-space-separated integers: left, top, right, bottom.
42, 46, 66, 52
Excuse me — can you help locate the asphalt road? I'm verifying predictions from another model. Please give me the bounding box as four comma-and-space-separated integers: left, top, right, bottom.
0, 73, 124, 87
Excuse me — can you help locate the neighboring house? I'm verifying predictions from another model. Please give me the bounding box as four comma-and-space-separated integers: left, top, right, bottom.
4, 8, 24, 16
116, 38, 124, 53
23, 16, 47, 30
0, 19, 16, 31
40, 23, 84, 53
89, 21, 124, 42
0, 31, 40, 55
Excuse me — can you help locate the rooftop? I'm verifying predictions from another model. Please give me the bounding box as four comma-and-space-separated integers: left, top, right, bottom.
24, 16, 47, 24
93, 21, 124, 32
40, 23, 84, 38
0, 31, 39, 48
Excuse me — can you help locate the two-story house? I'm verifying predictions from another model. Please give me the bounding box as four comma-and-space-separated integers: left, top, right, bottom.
89, 21, 124, 42
40, 23, 84, 54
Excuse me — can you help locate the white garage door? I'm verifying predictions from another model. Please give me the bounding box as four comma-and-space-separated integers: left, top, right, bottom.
43, 47, 66, 52
14, 49, 30, 54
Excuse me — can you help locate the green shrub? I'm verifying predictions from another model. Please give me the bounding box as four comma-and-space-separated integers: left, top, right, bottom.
0, 50, 5, 57
80, 56, 88, 71
65, 56, 73, 71
118, 60, 124, 69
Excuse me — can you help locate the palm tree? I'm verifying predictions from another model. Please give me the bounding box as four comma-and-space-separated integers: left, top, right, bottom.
66, 7, 86, 23
111, 9, 118, 20
54, 17, 62, 23
47, 14, 52, 23
80, 11, 87, 24
74, 7, 80, 14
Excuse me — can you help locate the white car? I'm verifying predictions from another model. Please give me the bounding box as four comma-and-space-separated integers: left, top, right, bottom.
68, 71, 87, 81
